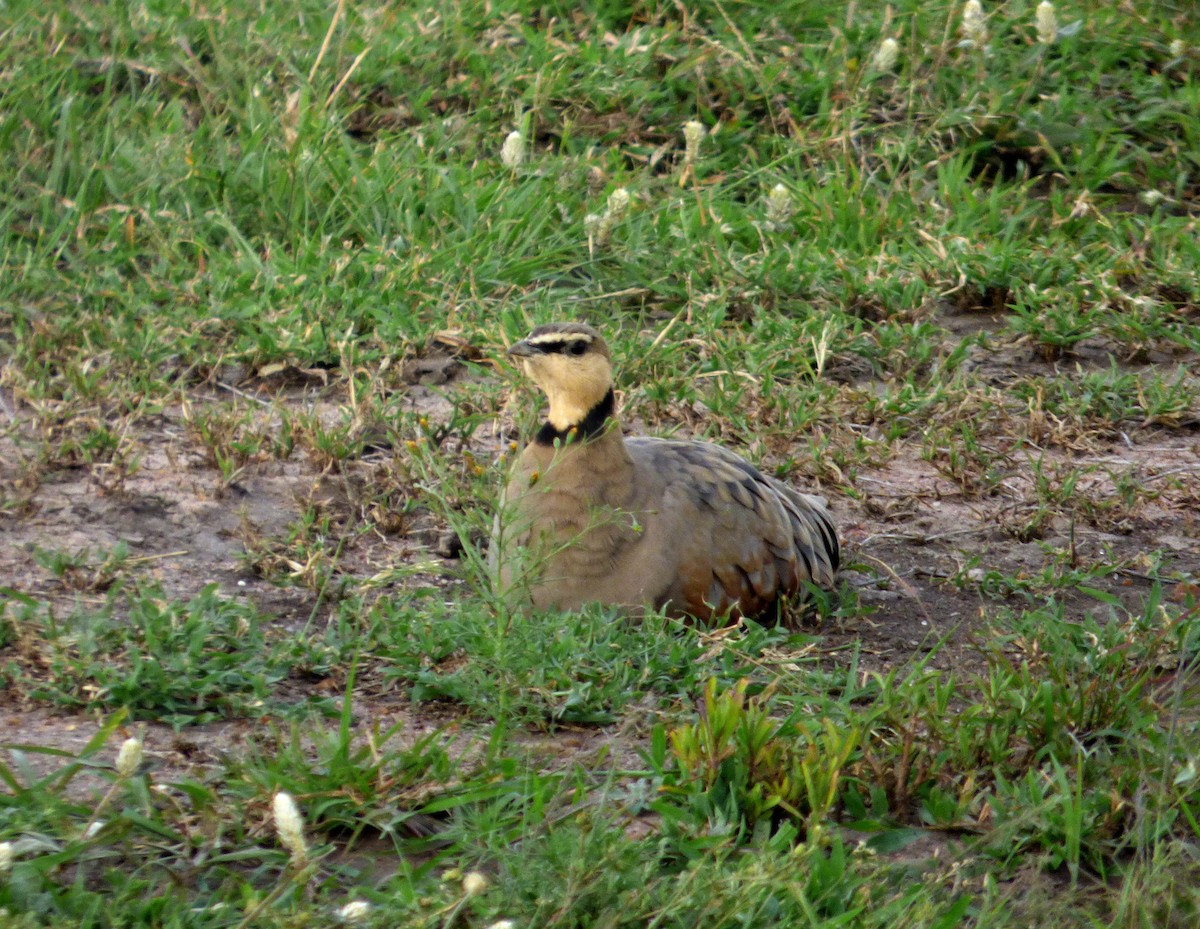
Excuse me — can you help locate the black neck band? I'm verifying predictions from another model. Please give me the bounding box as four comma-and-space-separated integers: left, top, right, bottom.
535, 389, 615, 447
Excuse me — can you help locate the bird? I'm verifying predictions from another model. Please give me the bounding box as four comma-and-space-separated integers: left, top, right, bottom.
493, 322, 840, 621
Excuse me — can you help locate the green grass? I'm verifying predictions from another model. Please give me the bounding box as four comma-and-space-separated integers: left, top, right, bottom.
2, 0, 1200, 925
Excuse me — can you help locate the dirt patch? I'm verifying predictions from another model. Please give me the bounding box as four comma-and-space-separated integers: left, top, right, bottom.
827, 435, 1200, 674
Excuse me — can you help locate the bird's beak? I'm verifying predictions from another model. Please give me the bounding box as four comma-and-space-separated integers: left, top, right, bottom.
507, 339, 536, 358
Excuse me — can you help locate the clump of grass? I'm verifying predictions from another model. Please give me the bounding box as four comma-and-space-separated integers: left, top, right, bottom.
16, 583, 295, 726
367, 590, 804, 726
640, 594, 1200, 890
662, 678, 860, 838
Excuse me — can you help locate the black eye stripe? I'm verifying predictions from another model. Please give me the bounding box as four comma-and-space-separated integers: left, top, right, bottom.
535, 340, 589, 355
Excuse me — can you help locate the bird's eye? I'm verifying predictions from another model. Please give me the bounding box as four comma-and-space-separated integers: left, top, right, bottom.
568, 342, 587, 356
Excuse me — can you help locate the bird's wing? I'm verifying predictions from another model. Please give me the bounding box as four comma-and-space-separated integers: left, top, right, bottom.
626, 438, 839, 618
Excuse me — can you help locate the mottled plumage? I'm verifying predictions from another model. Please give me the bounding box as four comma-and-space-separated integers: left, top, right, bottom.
495, 322, 839, 620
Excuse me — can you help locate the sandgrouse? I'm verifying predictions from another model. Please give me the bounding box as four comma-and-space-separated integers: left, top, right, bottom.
494, 322, 839, 620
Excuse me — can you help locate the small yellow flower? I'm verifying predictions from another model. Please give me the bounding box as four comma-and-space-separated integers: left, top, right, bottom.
0, 841, 13, 873
1168, 39, 1185, 58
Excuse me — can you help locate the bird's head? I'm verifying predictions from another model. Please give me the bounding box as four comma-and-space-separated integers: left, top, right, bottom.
508, 322, 614, 431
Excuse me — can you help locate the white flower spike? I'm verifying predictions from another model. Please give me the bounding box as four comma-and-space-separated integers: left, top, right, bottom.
273, 791, 309, 865
500, 130, 525, 170
337, 901, 372, 924
765, 183, 792, 229
116, 737, 143, 779
462, 871, 489, 896
683, 120, 705, 165
606, 188, 630, 221
872, 38, 900, 72
589, 188, 631, 249
1036, 2, 1058, 44
962, 1, 987, 46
